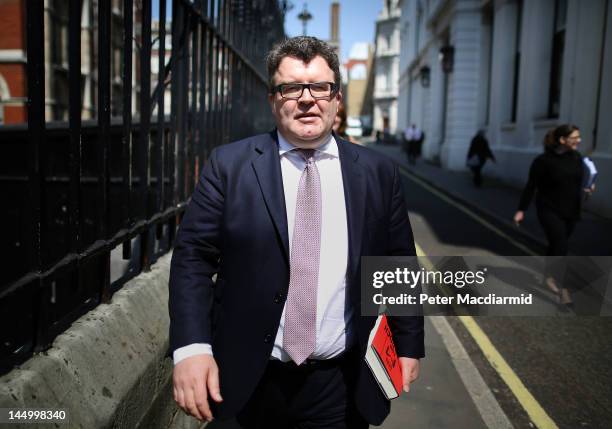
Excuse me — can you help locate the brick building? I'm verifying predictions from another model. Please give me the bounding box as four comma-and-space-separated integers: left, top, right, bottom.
344, 43, 373, 121
0, 0, 141, 125
0, 0, 27, 124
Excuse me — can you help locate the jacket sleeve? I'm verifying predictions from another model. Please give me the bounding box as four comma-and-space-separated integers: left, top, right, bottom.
386, 165, 425, 359
518, 158, 540, 211
168, 148, 224, 353
467, 137, 477, 159
387, 165, 416, 257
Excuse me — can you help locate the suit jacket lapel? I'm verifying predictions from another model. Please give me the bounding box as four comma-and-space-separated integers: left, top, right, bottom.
337, 138, 367, 286
250, 133, 366, 272
251, 131, 290, 265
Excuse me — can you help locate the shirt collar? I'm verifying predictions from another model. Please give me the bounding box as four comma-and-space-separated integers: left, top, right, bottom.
277, 130, 339, 159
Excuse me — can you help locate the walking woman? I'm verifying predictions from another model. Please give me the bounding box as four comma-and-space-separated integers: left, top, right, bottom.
513, 124, 594, 305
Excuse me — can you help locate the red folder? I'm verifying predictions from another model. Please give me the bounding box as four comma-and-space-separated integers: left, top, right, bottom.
365, 315, 403, 399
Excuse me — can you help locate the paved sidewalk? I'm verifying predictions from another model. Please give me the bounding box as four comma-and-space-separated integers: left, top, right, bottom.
380, 317, 495, 429
368, 142, 612, 256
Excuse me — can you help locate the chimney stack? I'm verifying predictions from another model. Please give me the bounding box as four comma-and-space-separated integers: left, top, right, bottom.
330, 2, 339, 44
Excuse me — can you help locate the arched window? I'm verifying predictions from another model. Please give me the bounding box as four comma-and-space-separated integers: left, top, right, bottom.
0, 73, 10, 125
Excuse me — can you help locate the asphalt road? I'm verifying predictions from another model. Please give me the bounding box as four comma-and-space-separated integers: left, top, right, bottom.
397, 157, 612, 429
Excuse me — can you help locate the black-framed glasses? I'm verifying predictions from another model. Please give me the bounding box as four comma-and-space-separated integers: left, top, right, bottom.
271, 81, 338, 100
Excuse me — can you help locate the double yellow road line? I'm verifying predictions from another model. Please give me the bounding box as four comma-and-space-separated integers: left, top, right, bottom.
401, 164, 558, 429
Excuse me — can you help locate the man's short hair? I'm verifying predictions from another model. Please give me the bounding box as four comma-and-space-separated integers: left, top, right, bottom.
266, 36, 341, 91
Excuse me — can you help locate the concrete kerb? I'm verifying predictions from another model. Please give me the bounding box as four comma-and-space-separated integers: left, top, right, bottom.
0, 252, 201, 429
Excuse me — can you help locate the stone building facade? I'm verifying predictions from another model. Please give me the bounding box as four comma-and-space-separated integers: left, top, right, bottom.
398, 0, 612, 217
373, 0, 402, 133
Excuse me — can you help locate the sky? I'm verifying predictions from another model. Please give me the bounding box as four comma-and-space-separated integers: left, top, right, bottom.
152, 0, 382, 63
284, 1, 381, 62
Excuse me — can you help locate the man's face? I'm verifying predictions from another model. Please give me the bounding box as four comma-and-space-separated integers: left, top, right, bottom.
268, 55, 341, 148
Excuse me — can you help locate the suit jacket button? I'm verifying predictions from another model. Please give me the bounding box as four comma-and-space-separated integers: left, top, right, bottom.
264, 334, 273, 343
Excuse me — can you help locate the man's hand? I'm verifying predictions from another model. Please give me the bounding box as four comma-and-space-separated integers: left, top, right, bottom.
513, 210, 524, 226
399, 357, 420, 393
173, 354, 223, 422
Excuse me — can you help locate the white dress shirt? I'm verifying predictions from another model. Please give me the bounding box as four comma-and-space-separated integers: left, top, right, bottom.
173, 131, 350, 364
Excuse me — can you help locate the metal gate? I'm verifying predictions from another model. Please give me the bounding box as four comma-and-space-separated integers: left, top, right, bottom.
0, 0, 286, 374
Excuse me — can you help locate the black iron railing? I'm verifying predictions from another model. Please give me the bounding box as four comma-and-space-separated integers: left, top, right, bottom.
0, 0, 286, 374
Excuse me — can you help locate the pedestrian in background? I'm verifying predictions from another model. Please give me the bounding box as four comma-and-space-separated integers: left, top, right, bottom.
383, 125, 392, 145
333, 103, 357, 143
415, 126, 425, 160
404, 124, 424, 165
401, 125, 411, 157
466, 130, 495, 187
513, 124, 594, 306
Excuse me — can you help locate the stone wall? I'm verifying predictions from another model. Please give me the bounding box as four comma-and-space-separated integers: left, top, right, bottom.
0, 253, 204, 429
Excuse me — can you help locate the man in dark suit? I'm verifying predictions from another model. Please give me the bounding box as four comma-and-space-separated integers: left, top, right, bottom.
169, 36, 424, 428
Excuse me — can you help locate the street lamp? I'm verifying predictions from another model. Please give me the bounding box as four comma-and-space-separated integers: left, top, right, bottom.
420, 65, 431, 88
298, 3, 313, 36
439, 45, 454, 73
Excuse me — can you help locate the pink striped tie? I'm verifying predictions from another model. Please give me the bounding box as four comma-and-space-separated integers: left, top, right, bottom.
283, 149, 322, 365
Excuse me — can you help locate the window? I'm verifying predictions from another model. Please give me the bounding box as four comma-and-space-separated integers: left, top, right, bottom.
49, 0, 70, 121
385, 62, 391, 90
593, 0, 610, 150
511, 0, 523, 122
482, 3, 494, 125
415, 6, 422, 54
548, 0, 568, 118
0, 74, 5, 125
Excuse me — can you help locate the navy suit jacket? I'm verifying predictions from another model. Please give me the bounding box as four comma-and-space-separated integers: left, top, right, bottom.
169, 131, 425, 424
